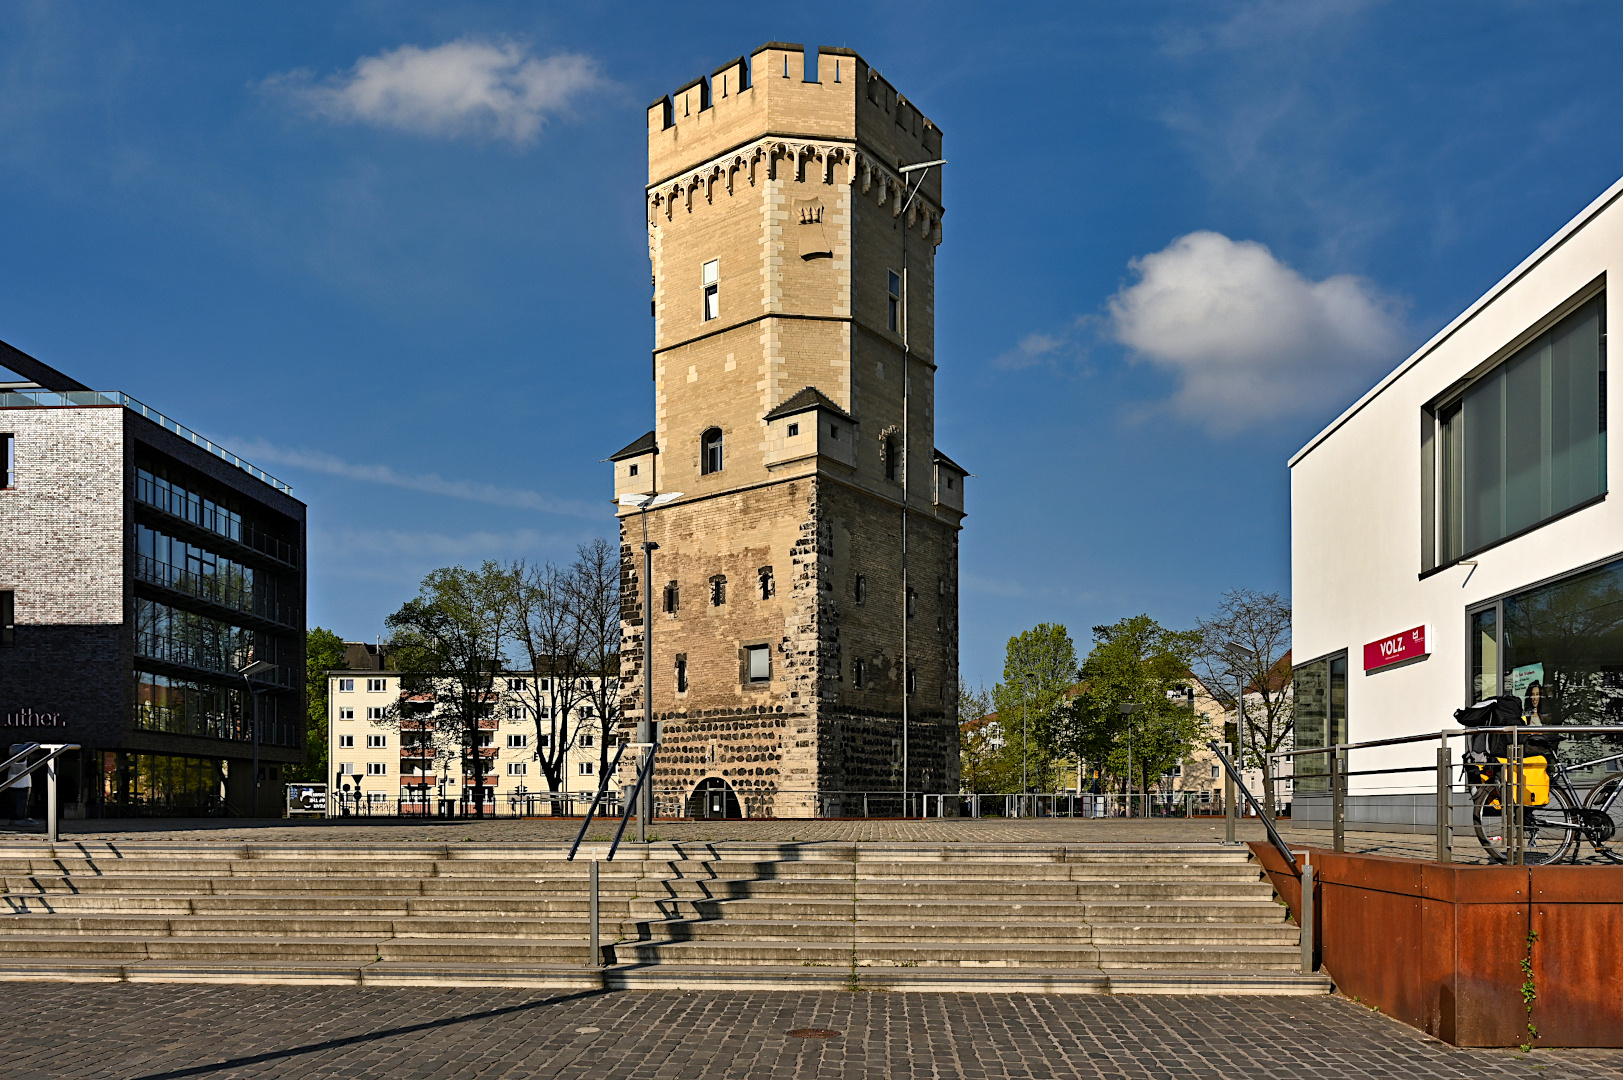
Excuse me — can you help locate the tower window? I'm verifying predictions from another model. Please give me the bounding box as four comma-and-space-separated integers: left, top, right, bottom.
855, 575, 866, 604
884, 436, 898, 482
786, 423, 799, 437
888, 271, 901, 331
907, 588, 917, 617
710, 575, 727, 606
758, 566, 774, 600
746, 644, 770, 683
675, 654, 688, 693
702, 428, 724, 474
702, 259, 720, 321
907, 667, 917, 695
629, 463, 638, 477
853, 658, 865, 688
663, 580, 680, 614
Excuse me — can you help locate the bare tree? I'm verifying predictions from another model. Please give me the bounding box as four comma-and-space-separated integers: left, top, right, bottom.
1193, 590, 1293, 810
569, 538, 623, 784
502, 560, 586, 798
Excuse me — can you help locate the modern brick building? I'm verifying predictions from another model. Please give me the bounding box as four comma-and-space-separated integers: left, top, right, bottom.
612, 44, 966, 818
0, 341, 306, 817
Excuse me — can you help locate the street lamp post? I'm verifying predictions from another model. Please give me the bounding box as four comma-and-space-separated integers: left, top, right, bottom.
1223, 642, 1258, 817
895, 157, 945, 820
619, 490, 684, 842
1118, 703, 1142, 817
237, 658, 276, 817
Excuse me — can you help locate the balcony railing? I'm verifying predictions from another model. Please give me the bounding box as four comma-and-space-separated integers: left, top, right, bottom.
0, 389, 292, 494
135, 555, 298, 629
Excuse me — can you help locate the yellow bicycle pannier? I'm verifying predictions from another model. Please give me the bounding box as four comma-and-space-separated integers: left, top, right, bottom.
1489, 755, 1551, 806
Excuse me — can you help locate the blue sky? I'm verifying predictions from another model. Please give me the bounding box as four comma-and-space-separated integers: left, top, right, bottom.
3, 1, 1622, 688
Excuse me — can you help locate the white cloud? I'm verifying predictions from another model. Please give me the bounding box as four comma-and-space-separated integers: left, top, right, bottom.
1107, 231, 1405, 431
313, 527, 548, 560
265, 38, 601, 145
227, 438, 597, 518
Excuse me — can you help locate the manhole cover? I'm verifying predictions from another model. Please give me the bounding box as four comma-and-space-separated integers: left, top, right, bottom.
788, 1029, 840, 1039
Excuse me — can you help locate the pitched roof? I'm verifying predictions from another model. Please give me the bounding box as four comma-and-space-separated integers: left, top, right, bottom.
762, 386, 855, 424
610, 431, 657, 461
932, 448, 969, 474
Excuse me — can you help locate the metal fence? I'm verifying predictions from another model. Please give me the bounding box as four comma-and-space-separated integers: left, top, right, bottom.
1269, 724, 1623, 866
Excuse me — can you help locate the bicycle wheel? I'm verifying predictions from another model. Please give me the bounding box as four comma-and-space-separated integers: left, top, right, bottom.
1473, 782, 1580, 865
1583, 775, 1623, 864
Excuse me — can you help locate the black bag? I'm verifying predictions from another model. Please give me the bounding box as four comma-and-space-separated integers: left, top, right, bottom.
1454, 693, 1560, 762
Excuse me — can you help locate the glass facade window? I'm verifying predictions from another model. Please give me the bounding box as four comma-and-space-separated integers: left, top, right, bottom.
135, 463, 298, 565
1291, 651, 1348, 794
1468, 554, 1623, 783
137, 524, 290, 626
1439, 295, 1606, 561
136, 597, 257, 677
102, 751, 227, 816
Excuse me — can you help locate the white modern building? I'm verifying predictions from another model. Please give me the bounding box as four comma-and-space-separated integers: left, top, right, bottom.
327, 669, 622, 816
1291, 174, 1623, 829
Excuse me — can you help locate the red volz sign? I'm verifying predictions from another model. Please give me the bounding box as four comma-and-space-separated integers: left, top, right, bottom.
1364, 625, 1431, 672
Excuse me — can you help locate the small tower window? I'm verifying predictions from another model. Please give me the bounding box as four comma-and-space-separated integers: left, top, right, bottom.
702, 428, 724, 474
675, 654, 688, 693
663, 580, 680, 614
887, 270, 901, 331
710, 574, 727, 606
629, 463, 639, 477
855, 575, 866, 604
884, 436, 898, 482
786, 423, 799, 438
746, 644, 770, 683
853, 658, 865, 688
907, 667, 917, 695
906, 587, 917, 618
758, 566, 774, 600
702, 260, 720, 321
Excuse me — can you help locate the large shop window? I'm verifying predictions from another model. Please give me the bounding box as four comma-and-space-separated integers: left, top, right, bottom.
1468, 554, 1623, 781
1437, 294, 1606, 562
1291, 651, 1347, 794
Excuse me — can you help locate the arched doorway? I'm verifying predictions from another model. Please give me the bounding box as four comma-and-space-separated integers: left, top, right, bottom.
687, 776, 743, 819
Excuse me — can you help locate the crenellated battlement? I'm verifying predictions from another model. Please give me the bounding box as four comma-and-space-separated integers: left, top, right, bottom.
647, 43, 943, 199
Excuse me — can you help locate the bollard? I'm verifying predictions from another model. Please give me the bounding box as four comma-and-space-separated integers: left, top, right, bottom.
588, 860, 600, 968
1436, 745, 1452, 864
1299, 859, 1315, 974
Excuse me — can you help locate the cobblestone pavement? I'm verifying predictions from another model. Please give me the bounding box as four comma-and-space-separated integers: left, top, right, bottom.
0, 983, 1617, 1080
0, 815, 1535, 862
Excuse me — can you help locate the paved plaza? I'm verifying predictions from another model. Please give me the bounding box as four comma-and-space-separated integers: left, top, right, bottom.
0, 982, 1618, 1079
0, 815, 1535, 863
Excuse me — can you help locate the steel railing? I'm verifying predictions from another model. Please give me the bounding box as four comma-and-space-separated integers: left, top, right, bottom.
1, 743, 82, 841
1269, 724, 1623, 865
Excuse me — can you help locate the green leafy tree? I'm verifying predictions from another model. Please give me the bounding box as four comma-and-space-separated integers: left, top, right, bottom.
1062, 615, 1202, 798
990, 624, 1079, 793
385, 563, 510, 816
956, 679, 1009, 793
296, 627, 346, 782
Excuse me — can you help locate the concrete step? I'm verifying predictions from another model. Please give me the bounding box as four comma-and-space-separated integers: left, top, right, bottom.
610, 938, 1107, 968
627, 918, 1096, 944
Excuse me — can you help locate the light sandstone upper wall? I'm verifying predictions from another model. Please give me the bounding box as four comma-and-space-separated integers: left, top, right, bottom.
647, 44, 943, 208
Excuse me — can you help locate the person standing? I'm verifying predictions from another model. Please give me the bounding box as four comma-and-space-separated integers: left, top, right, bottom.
7, 743, 36, 824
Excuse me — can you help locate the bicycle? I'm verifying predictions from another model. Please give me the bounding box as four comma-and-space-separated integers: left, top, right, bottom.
1466, 739, 1623, 864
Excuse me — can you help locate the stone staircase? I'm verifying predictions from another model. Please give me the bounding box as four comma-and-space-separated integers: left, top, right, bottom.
0, 840, 1331, 994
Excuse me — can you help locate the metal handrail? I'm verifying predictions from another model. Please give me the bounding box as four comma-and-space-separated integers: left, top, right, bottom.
1208, 741, 1299, 876
1271, 724, 1623, 761
606, 747, 661, 862
1, 742, 81, 841
566, 740, 629, 862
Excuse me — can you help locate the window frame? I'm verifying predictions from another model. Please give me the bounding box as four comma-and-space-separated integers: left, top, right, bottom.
701, 427, 724, 475
744, 643, 771, 685
675, 653, 689, 693
0, 589, 12, 647
702, 259, 720, 321
887, 270, 901, 332
366, 678, 387, 693
0, 433, 13, 489
1423, 282, 1608, 573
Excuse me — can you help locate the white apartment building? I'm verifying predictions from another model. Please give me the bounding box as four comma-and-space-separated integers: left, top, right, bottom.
327, 670, 622, 815
1291, 173, 1623, 829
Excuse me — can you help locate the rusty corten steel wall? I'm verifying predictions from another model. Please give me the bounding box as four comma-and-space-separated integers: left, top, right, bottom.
1249, 843, 1623, 1048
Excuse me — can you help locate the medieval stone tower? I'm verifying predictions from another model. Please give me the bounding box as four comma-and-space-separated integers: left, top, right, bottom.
611, 43, 965, 818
